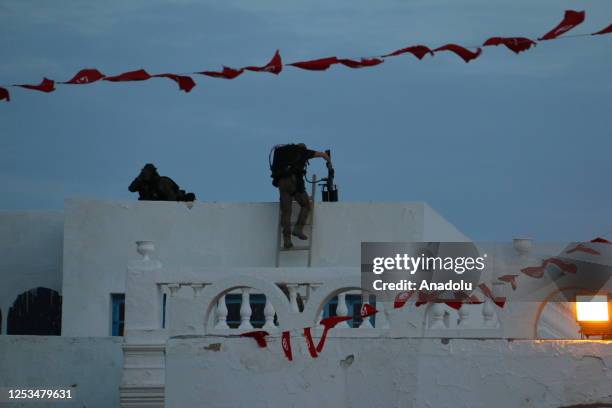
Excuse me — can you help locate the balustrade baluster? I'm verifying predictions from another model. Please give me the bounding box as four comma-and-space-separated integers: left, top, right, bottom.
336, 292, 350, 328
430, 303, 445, 329
263, 296, 276, 330
238, 288, 253, 330
458, 304, 470, 327
287, 284, 299, 313
215, 294, 229, 329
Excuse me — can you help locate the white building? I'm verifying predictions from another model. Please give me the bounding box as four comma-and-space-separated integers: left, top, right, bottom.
0, 199, 610, 408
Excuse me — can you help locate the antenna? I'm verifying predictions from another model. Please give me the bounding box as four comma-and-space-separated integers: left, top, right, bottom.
321, 149, 339, 202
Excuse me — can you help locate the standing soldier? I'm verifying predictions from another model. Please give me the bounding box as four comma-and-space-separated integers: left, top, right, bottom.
270, 143, 331, 249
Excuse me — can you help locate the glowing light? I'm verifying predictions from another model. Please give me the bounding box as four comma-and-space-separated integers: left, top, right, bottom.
576, 295, 609, 322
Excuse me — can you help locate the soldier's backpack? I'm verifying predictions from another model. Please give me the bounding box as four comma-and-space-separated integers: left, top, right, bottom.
269, 144, 302, 187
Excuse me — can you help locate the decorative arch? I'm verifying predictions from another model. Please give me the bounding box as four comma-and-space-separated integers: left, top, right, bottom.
533, 286, 582, 339
301, 278, 367, 325
200, 275, 293, 333
7, 287, 62, 335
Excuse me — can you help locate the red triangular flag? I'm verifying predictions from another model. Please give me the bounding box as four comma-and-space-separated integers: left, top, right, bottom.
498, 274, 519, 290
240, 330, 269, 348
316, 316, 352, 353
104, 69, 151, 82
244, 50, 283, 74
539, 10, 585, 40
338, 58, 384, 69
591, 237, 612, 244
152, 74, 196, 93
566, 244, 600, 256
494, 298, 507, 308
0, 87, 10, 102
360, 303, 378, 318
15, 77, 55, 92
200, 66, 244, 79
303, 327, 318, 358
445, 301, 463, 310
289, 57, 339, 71
281, 331, 293, 361
482, 37, 537, 54
433, 44, 482, 63
62, 69, 105, 84
592, 24, 612, 36
521, 262, 546, 279
394, 291, 414, 309
383, 45, 433, 60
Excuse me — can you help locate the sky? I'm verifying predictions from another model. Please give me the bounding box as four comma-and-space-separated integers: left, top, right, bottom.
0, 0, 610, 241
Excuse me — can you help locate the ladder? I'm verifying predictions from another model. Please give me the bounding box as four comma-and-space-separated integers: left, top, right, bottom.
275, 174, 317, 267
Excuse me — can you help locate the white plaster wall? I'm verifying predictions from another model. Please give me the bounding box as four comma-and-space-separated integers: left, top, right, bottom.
0, 211, 63, 334
0, 336, 122, 407
61, 199, 467, 337
166, 336, 612, 408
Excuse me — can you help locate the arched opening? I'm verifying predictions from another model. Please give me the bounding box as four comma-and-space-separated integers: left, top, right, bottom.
7, 287, 62, 335
535, 287, 581, 339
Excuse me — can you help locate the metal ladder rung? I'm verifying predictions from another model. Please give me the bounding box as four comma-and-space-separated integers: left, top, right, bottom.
279, 245, 311, 252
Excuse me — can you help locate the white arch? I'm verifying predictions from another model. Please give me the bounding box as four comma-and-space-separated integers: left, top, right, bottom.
200, 275, 296, 333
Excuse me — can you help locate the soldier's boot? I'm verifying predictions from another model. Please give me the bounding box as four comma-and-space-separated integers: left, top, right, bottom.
283, 233, 294, 249
292, 224, 308, 240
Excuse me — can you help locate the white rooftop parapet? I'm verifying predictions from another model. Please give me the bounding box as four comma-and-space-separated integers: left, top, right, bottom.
120, 235, 608, 406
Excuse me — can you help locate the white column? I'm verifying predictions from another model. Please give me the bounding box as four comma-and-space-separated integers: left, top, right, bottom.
263, 296, 276, 330
429, 303, 445, 329
336, 293, 350, 328
125, 241, 163, 331
214, 295, 229, 329
238, 288, 253, 330
458, 304, 470, 327
287, 284, 299, 313
482, 299, 495, 327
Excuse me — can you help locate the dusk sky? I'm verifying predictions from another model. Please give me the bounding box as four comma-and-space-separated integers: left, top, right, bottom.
1, 0, 610, 241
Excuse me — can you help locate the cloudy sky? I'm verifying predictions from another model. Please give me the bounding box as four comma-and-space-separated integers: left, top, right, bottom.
1, 0, 610, 241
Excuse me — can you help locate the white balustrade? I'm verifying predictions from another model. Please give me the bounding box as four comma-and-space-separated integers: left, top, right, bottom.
286, 284, 299, 313
482, 299, 496, 327
263, 296, 276, 330
214, 294, 229, 329
336, 292, 351, 328
238, 288, 253, 330
126, 238, 580, 341
429, 303, 446, 329
458, 304, 470, 327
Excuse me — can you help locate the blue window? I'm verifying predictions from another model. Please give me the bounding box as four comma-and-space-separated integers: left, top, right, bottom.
111, 294, 125, 336
323, 294, 376, 328
225, 294, 267, 329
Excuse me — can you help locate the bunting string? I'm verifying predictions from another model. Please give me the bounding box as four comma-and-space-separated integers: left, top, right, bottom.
1, 10, 610, 103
